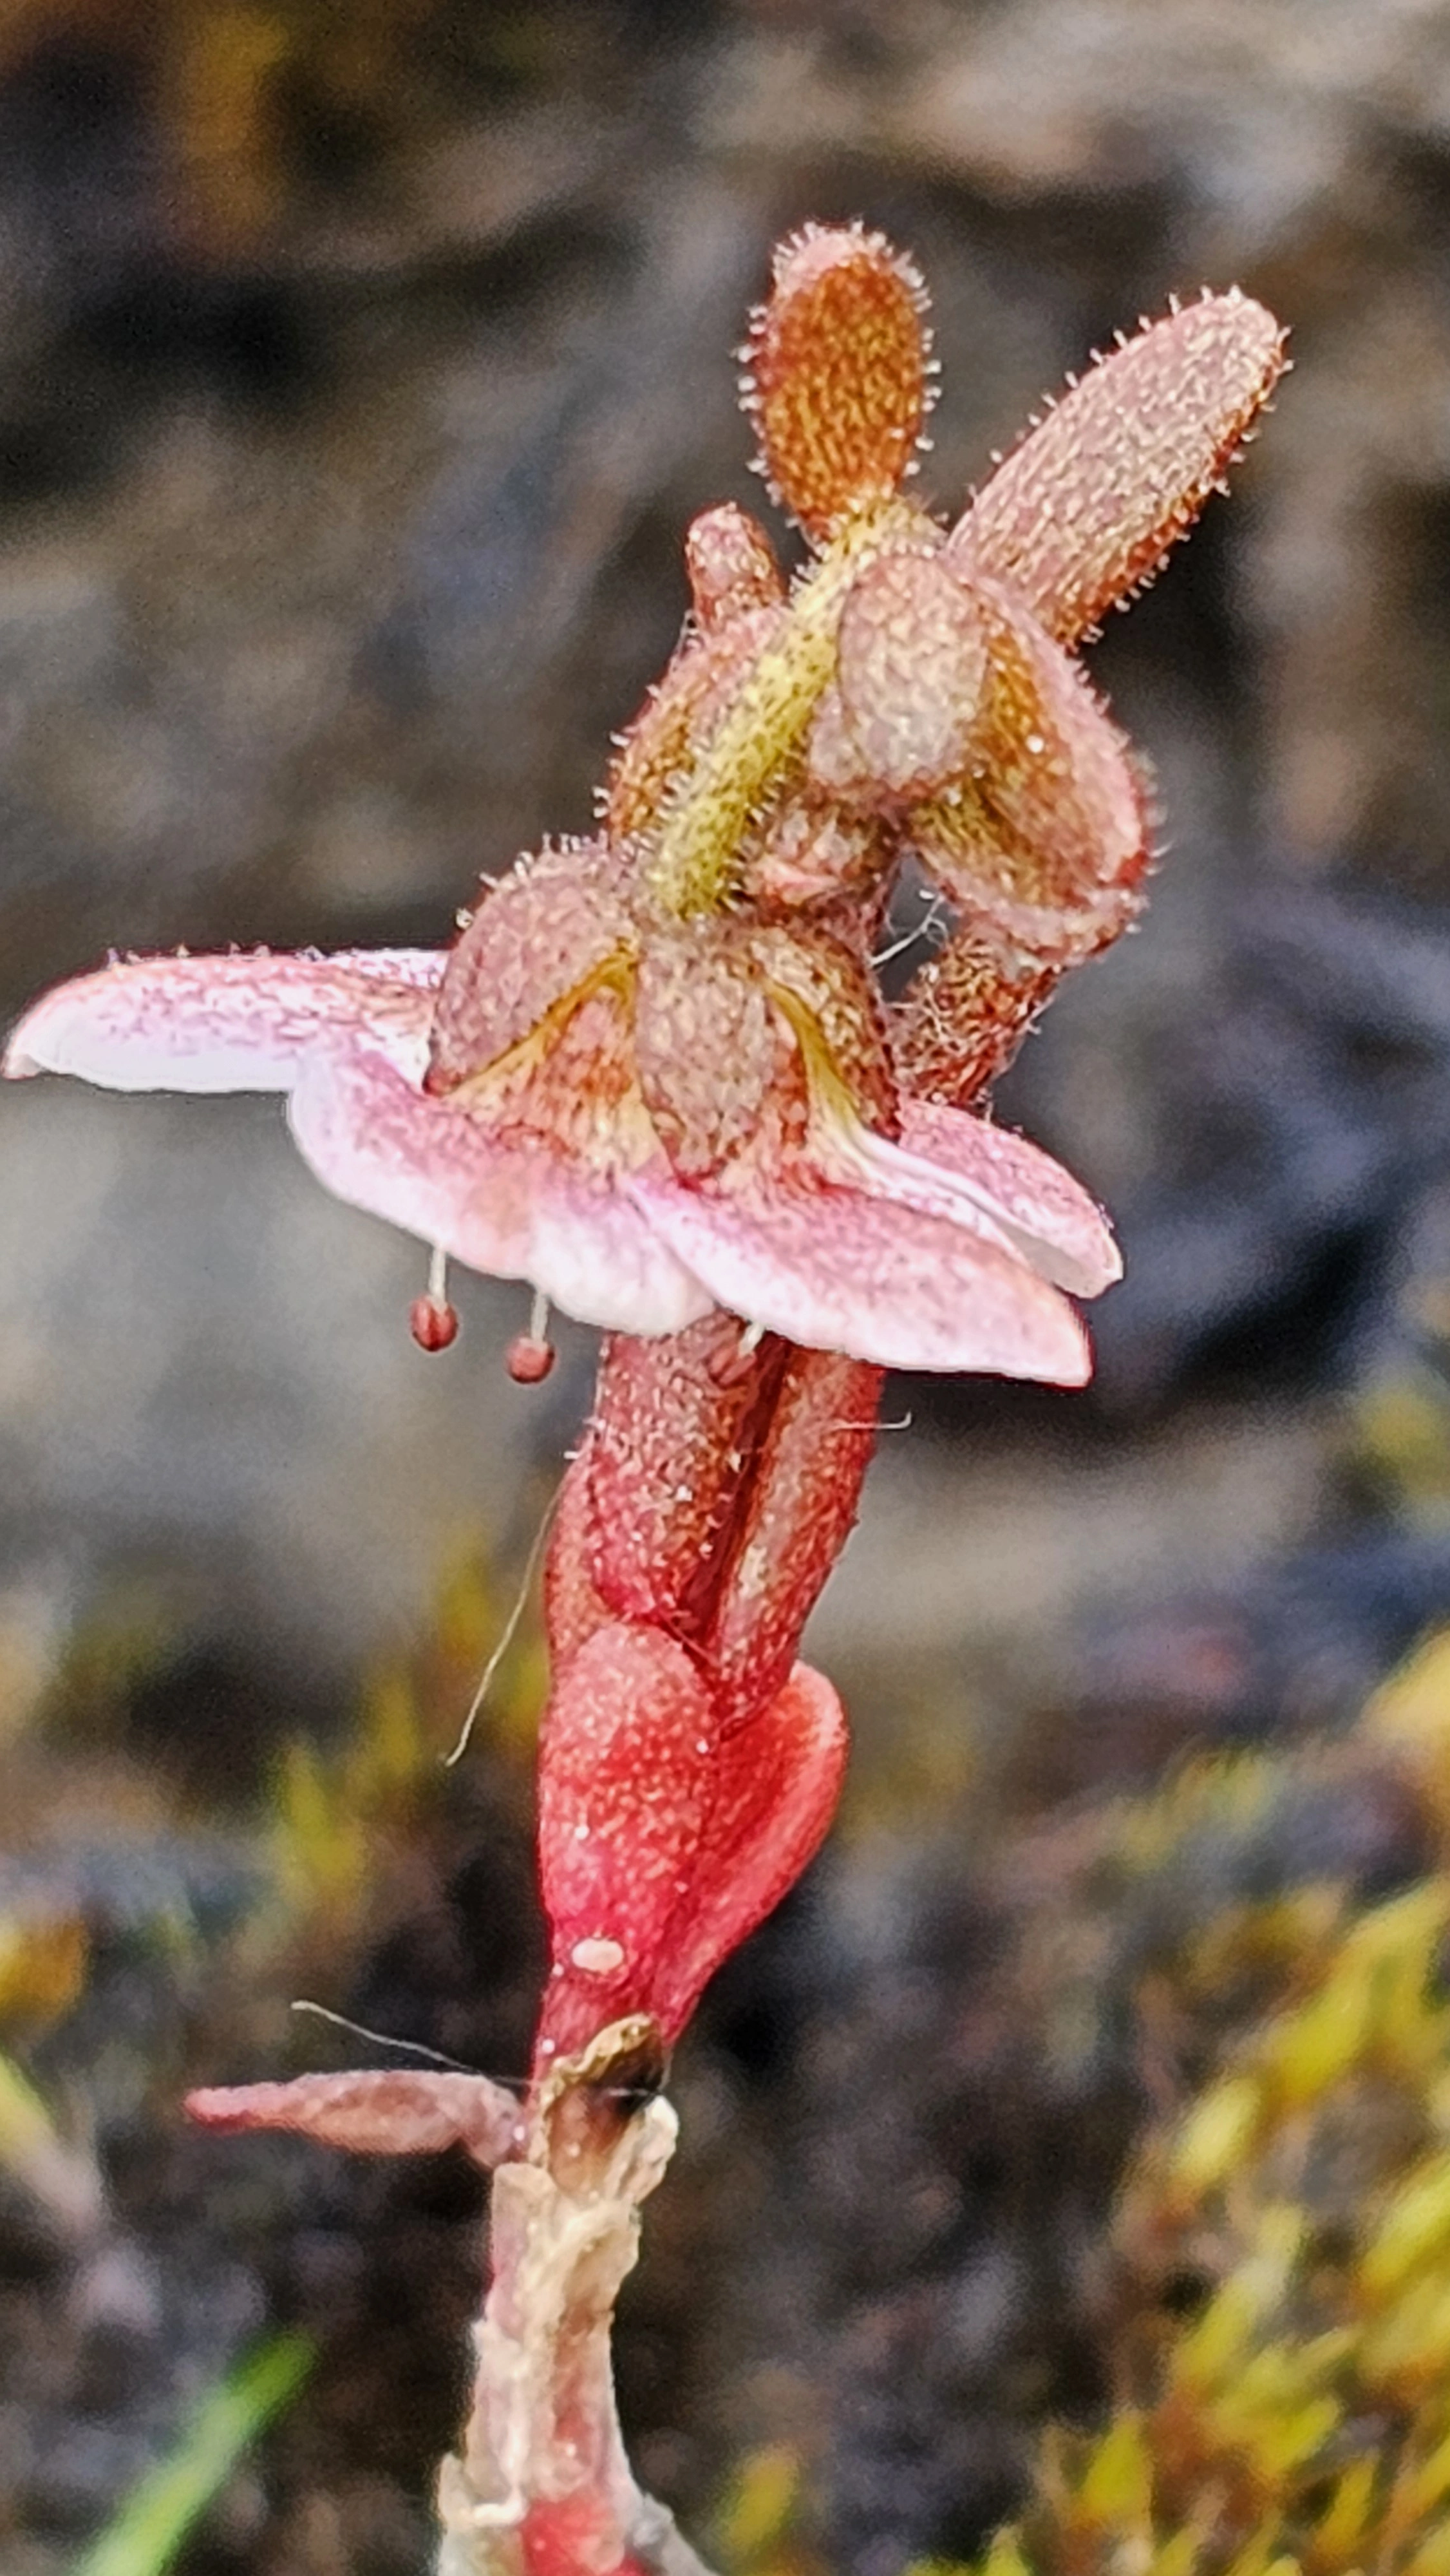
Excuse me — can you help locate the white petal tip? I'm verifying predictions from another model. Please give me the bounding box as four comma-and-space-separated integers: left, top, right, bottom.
2, 1032, 41, 1080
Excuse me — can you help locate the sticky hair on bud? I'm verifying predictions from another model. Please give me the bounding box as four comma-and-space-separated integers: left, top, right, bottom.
742, 221, 932, 540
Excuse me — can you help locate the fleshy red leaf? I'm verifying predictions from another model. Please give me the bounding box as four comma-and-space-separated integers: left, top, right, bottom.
646, 1662, 847, 2041
706, 1349, 880, 1727
570, 1318, 786, 1634
536, 1621, 717, 2056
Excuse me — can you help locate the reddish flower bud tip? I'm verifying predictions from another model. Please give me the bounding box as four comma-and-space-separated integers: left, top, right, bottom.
744, 221, 931, 538
411, 1294, 459, 1352
507, 1332, 556, 1384
684, 502, 784, 626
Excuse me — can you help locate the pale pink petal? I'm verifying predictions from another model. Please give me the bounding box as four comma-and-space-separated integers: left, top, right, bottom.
625, 1166, 1091, 1381
3, 949, 444, 1091
854, 1099, 1122, 1298
288, 1040, 715, 1338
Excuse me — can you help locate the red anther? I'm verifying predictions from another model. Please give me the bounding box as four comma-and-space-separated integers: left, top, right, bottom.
411, 1295, 459, 1352
507, 1333, 556, 1385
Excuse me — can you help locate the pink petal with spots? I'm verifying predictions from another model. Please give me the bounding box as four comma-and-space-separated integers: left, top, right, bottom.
288, 1039, 715, 1338
3, 949, 445, 1090
847, 1099, 1122, 1298
625, 1166, 1091, 1381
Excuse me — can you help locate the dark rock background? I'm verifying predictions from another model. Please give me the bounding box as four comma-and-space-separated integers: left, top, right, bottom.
5, 3, 1450, 2569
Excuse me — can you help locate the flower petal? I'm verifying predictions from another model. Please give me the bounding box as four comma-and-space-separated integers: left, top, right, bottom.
625, 1165, 1091, 1381
288, 1039, 715, 1338
3, 949, 444, 1091
853, 1099, 1122, 1298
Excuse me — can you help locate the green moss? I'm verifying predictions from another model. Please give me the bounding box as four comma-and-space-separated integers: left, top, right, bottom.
942, 1629, 1450, 2576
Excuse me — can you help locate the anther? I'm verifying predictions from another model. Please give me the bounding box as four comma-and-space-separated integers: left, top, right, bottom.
507, 1287, 556, 1386
411, 1246, 459, 1352
706, 1316, 768, 1387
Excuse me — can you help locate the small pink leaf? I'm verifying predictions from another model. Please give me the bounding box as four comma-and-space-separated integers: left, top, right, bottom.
185, 2069, 523, 2164
624, 1164, 1091, 1382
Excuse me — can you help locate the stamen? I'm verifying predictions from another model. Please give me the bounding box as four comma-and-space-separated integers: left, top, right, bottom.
410, 1245, 459, 1352
507, 1287, 556, 1385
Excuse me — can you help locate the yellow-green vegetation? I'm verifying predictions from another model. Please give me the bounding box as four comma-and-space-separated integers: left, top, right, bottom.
0, 1534, 543, 2564
268, 1536, 544, 1947
0, 2045, 101, 2237
0, 2, 570, 265
942, 1626, 1450, 2576
711, 2442, 813, 2576
71, 2330, 316, 2576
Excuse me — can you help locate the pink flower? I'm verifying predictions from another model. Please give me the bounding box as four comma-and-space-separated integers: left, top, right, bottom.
3, 891, 1120, 1380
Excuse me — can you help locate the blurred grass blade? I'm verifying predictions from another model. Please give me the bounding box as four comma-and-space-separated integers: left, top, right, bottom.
0, 2047, 102, 2237
72, 2329, 316, 2576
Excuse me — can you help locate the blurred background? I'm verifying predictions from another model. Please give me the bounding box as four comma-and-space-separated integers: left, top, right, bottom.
7, 3, 1450, 2570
